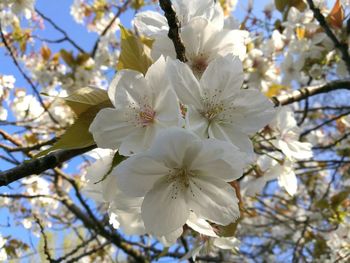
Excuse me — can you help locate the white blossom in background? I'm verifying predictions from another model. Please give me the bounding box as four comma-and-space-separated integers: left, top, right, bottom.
11, 90, 44, 120
134, 0, 224, 37
183, 213, 240, 261
10, 0, 35, 18
82, 148, 116, 203
241, 154, 298, 196
281, 53, 304, 85
169, 54, 275, 157
114, 127, 246, 237
89, 57, 182, 156
244, 48, 280, 92
270, 107, 313, 160
153, 17, 248, 77
0, 234, 7, 261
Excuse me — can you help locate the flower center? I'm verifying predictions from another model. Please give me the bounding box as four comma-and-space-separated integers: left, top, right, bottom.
190, 55, 208, 76
202, 104, 224, 121
138, 107, 156, 127
168, 167, 194, 188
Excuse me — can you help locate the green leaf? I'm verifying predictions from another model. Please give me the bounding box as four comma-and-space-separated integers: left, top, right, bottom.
76, 53, 91, 66
60, 49, 75, 67
35, 103, 109, 158
62, 86, 113, 116
117, 25, 153, 75
331, 189, 350, 209
275, 0, 288, 12
131, 0, 144, 10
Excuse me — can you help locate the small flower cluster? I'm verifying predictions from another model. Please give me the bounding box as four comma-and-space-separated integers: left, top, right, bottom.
85, 0, 275, 244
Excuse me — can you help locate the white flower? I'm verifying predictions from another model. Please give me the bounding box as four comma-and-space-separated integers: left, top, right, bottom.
281, 53, 304, 85
82, 149, 116, 203
89, 57, 182, 156
271, 107, 313, 160
114, 127, 246, 236
134, 0, 224, 37
182, 213, 240, 260
0, 234, 7, 261
11, 0, 35, 18
153, 17, 248, 76
168, 54, 275, 156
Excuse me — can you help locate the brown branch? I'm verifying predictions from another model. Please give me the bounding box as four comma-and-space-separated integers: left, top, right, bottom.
0, 145, 95, 187
35, 9, 86, 54
159, 0, 188, 63
272, 79, 350, 106
306, 0, 350, 74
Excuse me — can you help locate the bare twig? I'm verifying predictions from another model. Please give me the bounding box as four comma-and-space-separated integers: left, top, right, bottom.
159, 0, 188, 62
35, 9, 86, 54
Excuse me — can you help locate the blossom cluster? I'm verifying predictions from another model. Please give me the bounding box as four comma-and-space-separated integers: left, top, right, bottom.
84, 0, 276, 246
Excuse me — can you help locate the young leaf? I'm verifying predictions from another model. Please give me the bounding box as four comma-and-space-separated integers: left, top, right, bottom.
327, 0, 344, 29
61, 86, 113, 116
117, 25, 153, 75
35, 102, 110, 158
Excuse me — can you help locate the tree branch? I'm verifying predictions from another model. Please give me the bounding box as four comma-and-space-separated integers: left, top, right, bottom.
0, 145, 95, 187
35, 9, 86, 54
306, 0, 350, 74
272, 79, 350, 106
159, 0, 188, 63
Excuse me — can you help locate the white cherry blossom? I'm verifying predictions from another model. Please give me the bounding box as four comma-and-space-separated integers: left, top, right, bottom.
114, 127, 246, 236
134, 0, 224, 37
153, 17, 248, 77
270, 107, 313, 160
89, 57, 182, 156
168, 54, 275, 156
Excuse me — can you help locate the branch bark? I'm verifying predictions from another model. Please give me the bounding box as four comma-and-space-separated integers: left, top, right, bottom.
271, 79, 350, 106
159, 0, 188, 63
0, 145, 95, 187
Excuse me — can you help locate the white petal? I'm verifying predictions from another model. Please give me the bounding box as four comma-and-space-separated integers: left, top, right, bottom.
158, 227, 183, 246
89, 108, 134, 150
148, 127, 200, 168
200, 54, 244, 102
187, 175, 240, 225
180, 17, 213, 57
204, 30, 248, 61
186, 212, 217, 237
134, 11, 168, 36
278, 168, 298, 196
190, 139, 244, 181
213, 237, 239, 250
186, 107, 209, 138
108, 70, 149, 109
114, 154, 169, 197
229, 89, 275, 134
116, 210, 146, 235
142, 177, 189, 236
151, 35, 176, 61
208, 122, 254, 158
167, 59, 203, 109
118, 125, 156, 156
